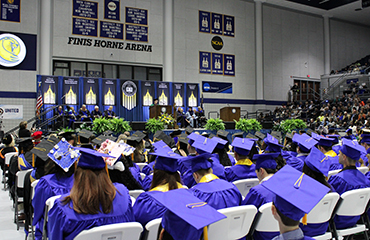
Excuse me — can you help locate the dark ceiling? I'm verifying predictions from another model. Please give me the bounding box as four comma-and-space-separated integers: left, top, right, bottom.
287, 0, 358, 10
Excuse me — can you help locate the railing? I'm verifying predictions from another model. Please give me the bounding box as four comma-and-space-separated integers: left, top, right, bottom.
321, 72, 351, 101
208, 111, 220, 119
309, 87, 320, 101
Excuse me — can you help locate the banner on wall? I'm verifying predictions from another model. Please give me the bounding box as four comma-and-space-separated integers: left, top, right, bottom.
141, 81, 155, 106
186, 84, 199, 107
41, 76, 58, 104
224, 54, 235, 76
211, 13, 223, 35
83, 78, 99, 105
172, 83, 184, 107
121, 80, 138, 110
63, 77, 79, 105
199, 51, 211, 74
202, 81, 232, 94
212, 53, 223, 75
0, 0, 21, 22
199, 10, 210, 33
102, 79, 116, 106
105, 0, 120, 20
157, 82, 170, 105
0, 105, 23, 119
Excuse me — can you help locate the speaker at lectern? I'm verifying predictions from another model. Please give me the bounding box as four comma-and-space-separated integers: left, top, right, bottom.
149, 105, 172, 119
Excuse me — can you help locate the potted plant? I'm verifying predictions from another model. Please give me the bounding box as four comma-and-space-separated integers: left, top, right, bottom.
280, 119, 307, 133
204, 118, 225, 131
234, 118, 262, 132
145, 118, 164, 133
158, 113, 175, 129
92, 118, 111, 134
109, 118, 132, 134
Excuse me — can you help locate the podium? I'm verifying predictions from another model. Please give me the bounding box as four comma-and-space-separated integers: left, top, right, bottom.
150, 105, 172, 118
220, 107, 240, 121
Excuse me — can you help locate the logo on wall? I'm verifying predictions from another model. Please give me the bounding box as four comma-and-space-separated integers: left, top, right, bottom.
0, 33, 26, 67
122, 81, 137, 110
211, 36, 223, 51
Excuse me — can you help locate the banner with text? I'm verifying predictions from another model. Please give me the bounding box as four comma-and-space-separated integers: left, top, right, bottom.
186, 84, 199, 107
0, 105, 23, 119
157, 82, 170, 105
63, 77, 79, 105
172, 83, 185, 107
141, 81, 155, 106
102, 79, 116, 106
202, 81, 232, 94
41, 76, 58, 104
83, 78, 99, 105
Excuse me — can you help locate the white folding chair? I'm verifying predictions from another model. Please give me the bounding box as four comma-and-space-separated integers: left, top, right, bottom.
254, 202, 279, 233
14, 169, 32, 230
306, 192, 340, 240
140, 172, 146, 180
328, 170, 341, 178
208, 205, 258, 240
3, 152, 17, 189
330, 188, 370, 240
43, 195, 61, 240
232, 178, 259, 198
129, 189, 145, 199
74, 222, 143, 240
357, 167, 369, 174
145, 218, 162, 240
29, 179, 40, 240
136, 163, 148, 172
130, 196, 136, 206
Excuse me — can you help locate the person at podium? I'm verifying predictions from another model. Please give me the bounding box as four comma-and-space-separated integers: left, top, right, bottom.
104, 106, 116, 119
150, 98, 159, 107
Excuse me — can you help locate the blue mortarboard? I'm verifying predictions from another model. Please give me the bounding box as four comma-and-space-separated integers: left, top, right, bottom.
75, 147, 115, 170
188, 133, 200, 145
340, 138, 366, 161
152, 140, 171, 152
253, 153, 279, 170
181, 153, 213, 173
264, 134, 283, 152
150, 188, 226, 239
304, 147, 330, 177
191, 136, 218, 154
150, 148, 184, 172
293, 133, 318, 153
360, 134, 370, 144
262, 165, 330, 221
312, 134, 334, 147
326, 135, 340, 145
211, 136, 228, 149
48, 139, 80, 172
231, 137, 255, 156
346, 128, 353, 134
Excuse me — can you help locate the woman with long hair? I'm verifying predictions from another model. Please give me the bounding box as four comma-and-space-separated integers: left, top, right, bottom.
47, 148, 134, 240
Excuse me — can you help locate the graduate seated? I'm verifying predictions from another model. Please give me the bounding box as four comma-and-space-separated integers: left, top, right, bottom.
182, 153, 242, 209
211, 136, 233, 167
359, 133, 370, 169
328, 139, 370, 229
0, 134, 17, 171
243, 153, 281, 240
312, 133, 341, 170
286, 134, 318, 171
225, 137, 258, 182
262, 165, 330, 240
47, 148, 135, 240
77, 129, 95, 149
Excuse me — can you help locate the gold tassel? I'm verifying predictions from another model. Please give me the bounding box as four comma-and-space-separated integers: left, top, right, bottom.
32, 154, 35, 167
177, 141, 180, 150
302, 214, 307, 225
203, 226, 209, 240
105, 163, 110, 178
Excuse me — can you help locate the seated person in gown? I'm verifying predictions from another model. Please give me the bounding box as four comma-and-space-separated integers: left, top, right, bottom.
91, 105, 102, 119
78, 104, 92, 122
104, 106, 116, 119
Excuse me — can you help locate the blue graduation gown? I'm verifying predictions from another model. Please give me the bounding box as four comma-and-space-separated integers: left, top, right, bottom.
281, 150, 297, 159
243, 181, 279, 240
130, 164, 143, 187
328, 167, 370, 229
142, 174, 153, 191
225, 160, 257, 182
190, 174, 242, 210
142, 161, 155, 175
228, 153, 236, 165
47, 183, 134, 240
272, 228, 315, 240
325, 151, 343, 170
285, 154, 306, 172
32, 174, 74, 240
332, 145, 341, 155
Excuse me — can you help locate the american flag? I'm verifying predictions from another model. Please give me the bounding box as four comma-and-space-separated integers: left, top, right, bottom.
36, 81, 43, 115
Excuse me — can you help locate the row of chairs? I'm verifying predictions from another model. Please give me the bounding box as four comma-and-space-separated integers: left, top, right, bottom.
40, 187, 370, 240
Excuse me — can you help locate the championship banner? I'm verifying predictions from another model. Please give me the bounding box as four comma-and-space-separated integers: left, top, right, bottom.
41, 76, 58, 104
141, 81, 155, 106
0, 105, 23, 119
157, 82, 170, 105
102, 79, 116, 106
63, 77, 79, 105
83, 78, 99, 105
186, 84, 199, 107
121, 80, 138, 110
172, 83, 184, 107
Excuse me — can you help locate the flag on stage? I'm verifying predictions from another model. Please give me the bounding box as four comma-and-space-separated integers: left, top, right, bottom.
36, 81, 43, 115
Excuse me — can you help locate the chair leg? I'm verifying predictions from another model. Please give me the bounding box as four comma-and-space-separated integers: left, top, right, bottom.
329, 220, 339, 240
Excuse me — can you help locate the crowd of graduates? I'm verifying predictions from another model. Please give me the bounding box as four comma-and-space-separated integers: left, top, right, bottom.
1, 121, 370, 240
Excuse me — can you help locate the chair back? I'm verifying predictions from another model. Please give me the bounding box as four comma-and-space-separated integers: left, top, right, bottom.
31, 179, 40, 200
4, 152, 17, 165
336, 188, 370, 216
306, 192, 340, 223
140, 172, 146, 180
136, 163, 148, 172
254, 202, 279, 232
130, 196, 136, 206
328, 170, 341, 178
357, 167, 369, 174
145, 218, 162, 240
232, 178, 259, 198
46, 195, 62, 213
16, 169, 32, 188
208, 205, 258, 240
74, 222, 143, 240
129, 190, 145, 199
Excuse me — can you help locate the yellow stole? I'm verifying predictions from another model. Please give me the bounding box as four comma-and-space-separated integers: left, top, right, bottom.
199, 174, 219, 183
235, 158, 253, 166
325, 150, 337, 157
149, 182, 184, 192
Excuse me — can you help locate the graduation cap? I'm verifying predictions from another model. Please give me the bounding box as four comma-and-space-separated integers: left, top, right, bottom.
201, 132, 209, 138
178, 133, 189, 145
304, 147, 330, 177
127, 131, 146, 142
154, 131, 176, 148
150, 148, 184, 172
188, 133, 200, 145
346, 128, 353, 134
312, 134, 334, 147
253, 153, 280, 170
246, 133, 258, 140
181, 153, 213, 173
30, 136, 60, 161
217, 130, 229, 139
231, 137, 255, 156
306, 129, 313, 137
75, 147, 114, 170
48, 139, 80, 172
170, 130, 182, 137
150, 189, 226, 240
340, 138, 366, 161
211, 136, 228, 149
255, 131, 266, 140
2, 134, 13, 145
152, 140, 172, 152
292, 133, 318, 153
91, 135, 116, 145
185, 126, 194, 134
264, 134, 283, 152
326, 134, 340, 145
208, 133, 216, 139
285, 133, 293, 140
360, 134, 370, 144
102, 130, 114, 136
262, 165, 330, 222
232, 131, 244, 140
271, 131, 282, 138
191, 136, 218, 154
77, 129, 95, 140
